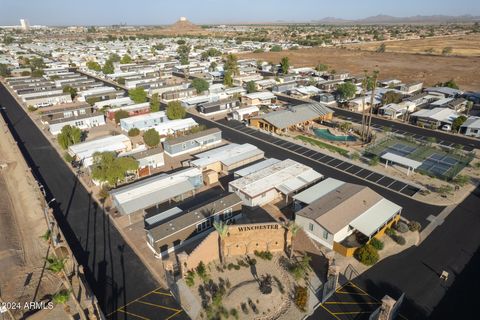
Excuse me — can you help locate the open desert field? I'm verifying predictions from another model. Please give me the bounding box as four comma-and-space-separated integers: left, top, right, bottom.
348, 35, 480, 57
240, 47, 480, 91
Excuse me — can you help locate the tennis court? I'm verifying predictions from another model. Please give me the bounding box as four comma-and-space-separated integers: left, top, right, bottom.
366, 136, 473, 180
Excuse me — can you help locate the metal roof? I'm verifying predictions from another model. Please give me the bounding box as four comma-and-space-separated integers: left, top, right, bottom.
259, 103, 333, 129
293, 178, 345, 204
68, 134, 130, 159
234, 158, 280, 177
120, 111, 166, 125
230, 159, 323, 197
350, 198, 402, 237
191, 143, 263, 168
381, 152, 422, 169
110, 168, 201, 215
164, 127, 221, 146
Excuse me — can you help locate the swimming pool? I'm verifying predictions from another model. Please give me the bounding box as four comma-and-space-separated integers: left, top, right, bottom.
313, 128, 357, 141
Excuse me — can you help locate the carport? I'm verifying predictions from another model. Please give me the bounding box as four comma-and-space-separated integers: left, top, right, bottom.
381, 152, 422, 176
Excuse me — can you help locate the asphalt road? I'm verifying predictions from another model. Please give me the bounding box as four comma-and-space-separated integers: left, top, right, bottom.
190, 114, 444, 226
0, 83, 188, 320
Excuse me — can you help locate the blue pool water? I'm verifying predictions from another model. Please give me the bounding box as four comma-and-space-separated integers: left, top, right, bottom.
313, 129, 357, 141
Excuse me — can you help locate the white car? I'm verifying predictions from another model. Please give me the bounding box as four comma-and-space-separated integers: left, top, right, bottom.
441, 124, 452, 131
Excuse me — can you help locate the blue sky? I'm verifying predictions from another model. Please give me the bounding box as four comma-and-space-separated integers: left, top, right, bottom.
1, 0, 479, 26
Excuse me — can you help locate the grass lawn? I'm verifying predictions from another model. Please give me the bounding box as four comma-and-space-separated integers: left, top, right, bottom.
296, 135, 350, 157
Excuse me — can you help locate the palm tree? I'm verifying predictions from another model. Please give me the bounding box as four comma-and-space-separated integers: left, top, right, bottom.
287, 222, 301, 259
366, 70, 379, 141
52, 289, 74, 320
213, 221, 229, 264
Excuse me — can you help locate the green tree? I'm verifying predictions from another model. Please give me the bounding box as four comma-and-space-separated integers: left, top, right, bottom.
46, 256, 66, 273
120, 54, 132, 64
128, 87, 147, 103
31, 69, 45, 78
86, 61, 101, 71
150, 93, 160, 112
30, 57, 46, 70
102, 60, 114, 74
143, 128, 160, 147
209, 61, 217, 72
177, 44, 191, 65
108, 53, 121, 62
57, 125, 82, 149
166, 100, 186, 120
280, 56, 290, 74
128, 128, 140, 137
224, 53, 239, 75
213, 221, 229, 264
223, 70, 233, 87
246, 81, 257, 93
177, 39, 186, 45
114, 110, 130, 124
62, 85, 77, 99
0, 63, 10, 77
117, 77, 125, 85
91, 152, 138, 186
336, 82, 357, 100
316, 63, 328, 72
191, 78, 210, 94
270, 45, 282, 52
3, 35, 14, 45
382, 91, 403, 104
436, 79, 459, 89
452, 115, 467, 132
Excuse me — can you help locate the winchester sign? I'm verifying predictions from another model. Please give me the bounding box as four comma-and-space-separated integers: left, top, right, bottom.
237, 224, 280, 232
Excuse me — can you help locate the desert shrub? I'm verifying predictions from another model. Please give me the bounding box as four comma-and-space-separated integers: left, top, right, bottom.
409, 221, 422, 232
128, 128, 140, 137
63, 152, 74, 163
230, 308, 239, 320
273, 276, 285, 294
394, 221, 409, 233
248, 298, 259, 314
294, 286, 308, 311
392, 235, 406, 245
196, 262, 209, 281
354, 244, 379, 266
237, 259, 248, 268
254, 250, 273, 260
385, 228, 396, 237
247, 257, 257, 266
241, 302, 249, 314
369, 238, 384, 250
185, 270, 195, 287
27, 106, 37, 112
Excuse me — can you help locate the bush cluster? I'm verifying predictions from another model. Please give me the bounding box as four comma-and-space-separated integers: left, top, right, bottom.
294, 286, 308, 311
369, 238, 384, 250
354, 244, 379, 266
394, 221, 409, 233
254, 250, 273, 260
409, 221, 422, 232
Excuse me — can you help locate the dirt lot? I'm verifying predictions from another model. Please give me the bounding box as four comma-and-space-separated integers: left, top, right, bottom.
240, 47, 480, 91
348, 35, 480, 57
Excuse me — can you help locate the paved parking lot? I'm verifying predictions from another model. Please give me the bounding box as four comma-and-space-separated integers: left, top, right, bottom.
220, 119, 420, 198
314, 282, 408, 320
107, 287, 189, 320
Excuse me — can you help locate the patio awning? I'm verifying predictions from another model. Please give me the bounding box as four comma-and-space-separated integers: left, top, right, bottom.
381, 152, 422, 169
350, 198, 402, 237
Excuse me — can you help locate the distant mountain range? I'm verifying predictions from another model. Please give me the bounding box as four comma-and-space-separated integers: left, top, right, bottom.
312, 14, 480, 24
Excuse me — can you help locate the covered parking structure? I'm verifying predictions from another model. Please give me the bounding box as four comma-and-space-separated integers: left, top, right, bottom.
381, 152, 422, 176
